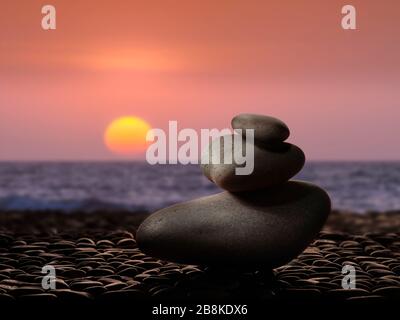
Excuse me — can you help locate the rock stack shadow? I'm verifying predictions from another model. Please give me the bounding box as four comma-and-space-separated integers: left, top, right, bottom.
137, 114, 331, 274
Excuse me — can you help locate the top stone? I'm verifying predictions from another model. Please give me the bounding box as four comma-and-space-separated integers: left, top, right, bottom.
232, 113, 290, 144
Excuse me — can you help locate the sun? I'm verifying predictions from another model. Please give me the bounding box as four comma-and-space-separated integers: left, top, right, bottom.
104, 116, 152, 155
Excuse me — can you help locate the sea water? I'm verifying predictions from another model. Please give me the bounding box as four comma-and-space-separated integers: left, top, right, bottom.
0, 161, 399, 213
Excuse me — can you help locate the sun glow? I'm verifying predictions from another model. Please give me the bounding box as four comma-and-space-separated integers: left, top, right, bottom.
82, 49, 182, 72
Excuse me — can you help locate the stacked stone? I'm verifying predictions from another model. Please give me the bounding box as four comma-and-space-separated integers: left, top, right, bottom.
137, 114, 331, 269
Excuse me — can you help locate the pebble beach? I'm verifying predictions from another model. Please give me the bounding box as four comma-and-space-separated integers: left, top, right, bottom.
0, 210, 399, 307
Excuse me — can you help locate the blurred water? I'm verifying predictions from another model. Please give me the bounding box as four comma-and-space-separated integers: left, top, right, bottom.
0, 161, 399, 212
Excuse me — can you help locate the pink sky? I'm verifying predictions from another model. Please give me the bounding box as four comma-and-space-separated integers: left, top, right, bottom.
0, 0, 399, 161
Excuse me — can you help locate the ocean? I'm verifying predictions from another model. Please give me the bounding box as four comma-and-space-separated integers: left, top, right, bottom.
0, 162, 400, 213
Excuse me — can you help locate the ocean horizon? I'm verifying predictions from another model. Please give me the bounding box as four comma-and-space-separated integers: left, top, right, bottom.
0, 161, 400, 213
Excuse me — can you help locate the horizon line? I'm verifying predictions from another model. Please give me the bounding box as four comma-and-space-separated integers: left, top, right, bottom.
1, 159, 400, 163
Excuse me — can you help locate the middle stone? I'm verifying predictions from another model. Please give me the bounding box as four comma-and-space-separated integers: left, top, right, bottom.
201, 134, 305, 192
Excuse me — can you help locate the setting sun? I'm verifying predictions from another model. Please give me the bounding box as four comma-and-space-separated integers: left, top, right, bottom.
104, 116, 152, 155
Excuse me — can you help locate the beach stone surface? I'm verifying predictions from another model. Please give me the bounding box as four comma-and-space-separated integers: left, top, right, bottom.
0, 210, 399, 305
231, 113, 290, 144
137, 181, 330, 267
201, 135, 305, 192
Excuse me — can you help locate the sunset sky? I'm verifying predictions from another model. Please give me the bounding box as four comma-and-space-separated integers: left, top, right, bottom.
0, 0, 399, 161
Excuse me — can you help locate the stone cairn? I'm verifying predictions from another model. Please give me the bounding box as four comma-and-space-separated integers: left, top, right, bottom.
137, 114, 331, 271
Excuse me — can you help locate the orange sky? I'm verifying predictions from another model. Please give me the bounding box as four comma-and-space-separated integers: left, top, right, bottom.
0, 0, 399, 160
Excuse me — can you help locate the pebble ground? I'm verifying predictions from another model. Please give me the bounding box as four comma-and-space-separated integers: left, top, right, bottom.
0, 210, 399, 305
